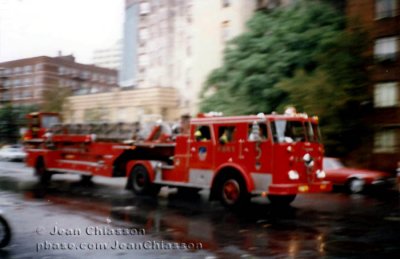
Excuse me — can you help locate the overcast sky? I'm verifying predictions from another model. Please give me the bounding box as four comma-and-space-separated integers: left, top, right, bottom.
0, 0, 124, 64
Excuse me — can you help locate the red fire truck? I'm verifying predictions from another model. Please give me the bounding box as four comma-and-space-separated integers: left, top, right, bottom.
24, 111, 331, 208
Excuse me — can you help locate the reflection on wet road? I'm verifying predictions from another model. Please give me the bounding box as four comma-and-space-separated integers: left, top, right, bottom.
0, 161, 399, 258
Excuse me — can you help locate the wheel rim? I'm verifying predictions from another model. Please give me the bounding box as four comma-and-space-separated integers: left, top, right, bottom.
350, 179, 364, 193
222, 179, 240, 205
134, 173, 145, 190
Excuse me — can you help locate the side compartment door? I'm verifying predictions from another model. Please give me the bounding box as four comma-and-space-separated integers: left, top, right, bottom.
243, 122, 273, 191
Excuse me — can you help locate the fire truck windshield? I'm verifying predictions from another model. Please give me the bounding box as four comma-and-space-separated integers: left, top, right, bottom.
272, 120, 320, 143
41, 115, 60, 129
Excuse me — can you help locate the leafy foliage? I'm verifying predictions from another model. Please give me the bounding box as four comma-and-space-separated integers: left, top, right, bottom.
200, 0, 369, 156
0, 104, 37, 144
201, 0, 345, 114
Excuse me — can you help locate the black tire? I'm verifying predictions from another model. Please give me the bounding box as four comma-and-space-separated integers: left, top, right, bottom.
268, 195, 296, 206
346, 178, 364, 194
130, 165, 160, 196
0, 215, 11, 248
219, 175, 250, 210
80, 175, 93, 183
35, 158, 51, 184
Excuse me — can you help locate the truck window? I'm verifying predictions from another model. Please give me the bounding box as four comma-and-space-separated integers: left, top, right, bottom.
306, 122, 321, 142
248, 122, 268, 141
41, 115, 60, 129
271, 120, 306, 143
218, 126, 236, 144
194, 125, 211, 142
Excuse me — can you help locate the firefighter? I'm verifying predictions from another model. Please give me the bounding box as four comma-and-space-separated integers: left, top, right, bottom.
219, 130, 229, 144
195, 129, 203, 141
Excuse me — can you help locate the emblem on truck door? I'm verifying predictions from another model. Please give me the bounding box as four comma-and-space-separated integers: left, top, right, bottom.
198, 146, 207, 161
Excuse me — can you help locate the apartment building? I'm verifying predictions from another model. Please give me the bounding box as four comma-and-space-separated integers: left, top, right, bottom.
122, 0, 292, 114
0, 55, 118, 107
93, 40, 123, 70
66, 86, 179, 123
347, 0, 400, 171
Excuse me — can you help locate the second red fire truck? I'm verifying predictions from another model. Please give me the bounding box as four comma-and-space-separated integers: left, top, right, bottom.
24, 111, 331, 209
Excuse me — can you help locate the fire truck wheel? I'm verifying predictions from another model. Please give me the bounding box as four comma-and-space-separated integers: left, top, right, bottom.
220, 176, 249, 209
35, 159, 51, 184
0, 215, 11, 248
267, 195, 296, 206
80, 175, 93, 183
130, 165, 160, 196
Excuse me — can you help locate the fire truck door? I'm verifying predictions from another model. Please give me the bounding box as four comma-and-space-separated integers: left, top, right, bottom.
215, 125, 239, 163
187, 125, 215, 186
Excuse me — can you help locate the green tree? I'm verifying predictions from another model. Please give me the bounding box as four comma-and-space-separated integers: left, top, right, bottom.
200, 0, 369, 156
0, 104, 37, 144
277, 29, 370, 156
200, 0, 345, 114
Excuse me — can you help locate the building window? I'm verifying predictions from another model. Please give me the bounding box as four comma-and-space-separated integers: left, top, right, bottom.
14, 67, 22, 74
139, 54, 149, 66
374, 128, 397, 153
13, 79, 21, 88
374, 82, 398, 107
376, 0, 397, 19
58, 66, 65, 75
2, 93, 11, 101
3, 80, 10, 88
222, 21, 231, 42
23, 65, 32, 74
374, 37, 398, 61
21, 90, 32, 99
23, 78, 32, 86
222, 0, 231, 7
35, 63, 44, 71
139, 28, 149, 42
140, 2, 150, 15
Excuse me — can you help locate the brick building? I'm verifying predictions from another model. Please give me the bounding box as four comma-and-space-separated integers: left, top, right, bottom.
346, 0, 400, 171
0, 55, 118, 107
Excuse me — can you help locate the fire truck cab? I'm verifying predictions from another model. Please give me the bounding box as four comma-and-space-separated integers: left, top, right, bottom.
130, 113, 331, 207
24, 111, 331, 209
23, 112, 60, 144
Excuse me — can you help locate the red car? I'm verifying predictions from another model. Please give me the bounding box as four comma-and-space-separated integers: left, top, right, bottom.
323, 157, 392, 194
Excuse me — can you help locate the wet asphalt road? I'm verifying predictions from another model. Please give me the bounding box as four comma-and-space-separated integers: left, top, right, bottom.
0, 161, 399, 259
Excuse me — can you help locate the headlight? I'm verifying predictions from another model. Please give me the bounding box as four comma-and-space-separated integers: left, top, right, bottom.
288, 170, 299, 180
316, 169, 326, 179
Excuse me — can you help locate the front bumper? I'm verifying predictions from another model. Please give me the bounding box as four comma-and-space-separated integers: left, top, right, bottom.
370, 177, 397, 192
267, 181, 332, 195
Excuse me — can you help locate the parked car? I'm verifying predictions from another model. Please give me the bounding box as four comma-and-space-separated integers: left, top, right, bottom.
0, 145, 26, 162
323, 157, 392, 194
